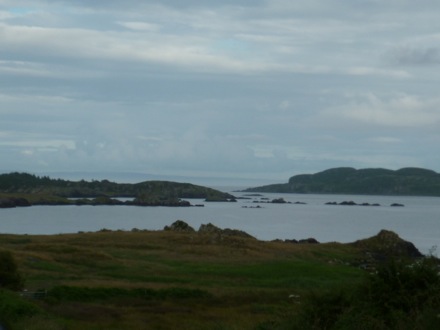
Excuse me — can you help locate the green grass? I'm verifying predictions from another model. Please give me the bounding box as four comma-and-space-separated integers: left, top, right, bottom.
0, 230, 369, 329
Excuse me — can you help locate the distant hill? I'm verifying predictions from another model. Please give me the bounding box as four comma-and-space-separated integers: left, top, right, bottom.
0, 172, 235, 207
243, 167, 440, 196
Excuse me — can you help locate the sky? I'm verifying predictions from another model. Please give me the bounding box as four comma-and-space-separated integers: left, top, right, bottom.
1, 0, 440, 185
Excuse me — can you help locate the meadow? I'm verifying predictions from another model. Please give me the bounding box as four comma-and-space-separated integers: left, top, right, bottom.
0, 225, 367, 329
0, 224, 438, 329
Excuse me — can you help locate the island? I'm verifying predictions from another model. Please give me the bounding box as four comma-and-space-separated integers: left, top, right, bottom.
243, 167, 440, 196
0, 172, 236, 207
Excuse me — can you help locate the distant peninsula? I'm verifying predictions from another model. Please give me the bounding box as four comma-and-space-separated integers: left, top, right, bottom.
0, 172, 236, 208
243, 167, 440, 196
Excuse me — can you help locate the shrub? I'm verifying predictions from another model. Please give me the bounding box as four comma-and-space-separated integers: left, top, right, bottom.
0, 289, 41, 325
0, 250, 24, 290
287, 257, 440, 329
355, 257, 440, 328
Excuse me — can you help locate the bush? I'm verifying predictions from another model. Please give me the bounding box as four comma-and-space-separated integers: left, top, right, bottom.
287, 288, 353, 330
0, 289, 41, 325
287, 257, 440, 329
0, 250, 24, 290
355, 257, 440, 328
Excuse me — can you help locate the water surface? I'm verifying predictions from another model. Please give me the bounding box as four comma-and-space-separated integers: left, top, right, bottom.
1, 191, 439, 254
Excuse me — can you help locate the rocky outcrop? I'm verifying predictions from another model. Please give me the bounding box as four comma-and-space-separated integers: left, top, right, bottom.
350, 229, 422, 262
250, 198, 296, 204
276, 237, 320, 244
0, 198, 16, 208
271, 198, 287, 204
0, 197, 31, 208
164, 220, 196, 232
131, 197, 191, 207
198, 223, 255, 239
298, 238, 320, 244
11, 197, 31, 207
325, 201, 381, 206
163, 221, 255, 239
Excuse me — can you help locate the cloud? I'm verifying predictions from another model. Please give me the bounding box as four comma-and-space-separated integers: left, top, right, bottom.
117, 21, 160, 32
389, 46, 440, 66
323, 93, 440, 128
0, 130, 75, 155
366, 136, 402, 144
0, 22, 284, 74
1, 1, 420, 79
0, 10, 14, 19
1, 1, 440, 180
345, 66, 410, 78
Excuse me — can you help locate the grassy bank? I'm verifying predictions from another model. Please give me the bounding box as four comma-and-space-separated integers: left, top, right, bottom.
1, 227, 435, 329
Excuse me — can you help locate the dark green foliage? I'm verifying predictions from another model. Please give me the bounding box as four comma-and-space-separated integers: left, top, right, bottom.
245, 167, 440, 196
359, 257, 440, 325
0, 172, 44, 190
396, 167, 438, 177
295, 289, 352, 330
0, 172, 234, 201
133, 181, 232, 199
0, 289, 42, 326
0, 251, 24, 290
286, 257, 440, 329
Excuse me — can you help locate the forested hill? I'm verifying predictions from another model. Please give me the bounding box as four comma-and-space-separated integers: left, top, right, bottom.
243, 167, 440, 196
0, 172, 234, 200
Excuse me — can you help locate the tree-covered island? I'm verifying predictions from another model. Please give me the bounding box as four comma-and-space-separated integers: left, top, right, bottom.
243, 167, 440, 196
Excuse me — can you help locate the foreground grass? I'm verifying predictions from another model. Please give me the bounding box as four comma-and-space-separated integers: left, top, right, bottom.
1, 229, 367, 329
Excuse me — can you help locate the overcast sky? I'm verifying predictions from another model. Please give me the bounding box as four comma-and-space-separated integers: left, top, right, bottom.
1, 0, 440, 185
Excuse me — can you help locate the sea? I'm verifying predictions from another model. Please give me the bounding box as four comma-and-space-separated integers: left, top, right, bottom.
1, 189, 439, 255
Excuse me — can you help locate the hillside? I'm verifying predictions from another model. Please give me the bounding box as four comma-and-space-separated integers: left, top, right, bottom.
0, 172, 235, 207
243, 167, 440, 196
1, 222, 435, 329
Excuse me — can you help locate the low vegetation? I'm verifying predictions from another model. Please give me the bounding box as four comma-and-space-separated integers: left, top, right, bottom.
0, 222, 438, 329
287, 256, 440, 329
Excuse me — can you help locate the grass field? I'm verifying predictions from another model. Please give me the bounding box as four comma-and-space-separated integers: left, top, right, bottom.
0, 227, 390, 329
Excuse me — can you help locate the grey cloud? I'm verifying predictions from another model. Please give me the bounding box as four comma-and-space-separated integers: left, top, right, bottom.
48, 0, 264, 9
1, 1, 440, 181
390, 46, 440, 66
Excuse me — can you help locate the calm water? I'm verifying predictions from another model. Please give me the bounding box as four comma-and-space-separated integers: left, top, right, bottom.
1, 191, 439, 254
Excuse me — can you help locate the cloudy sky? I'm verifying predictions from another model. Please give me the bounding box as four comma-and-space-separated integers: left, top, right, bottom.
1, 0, 440, 185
